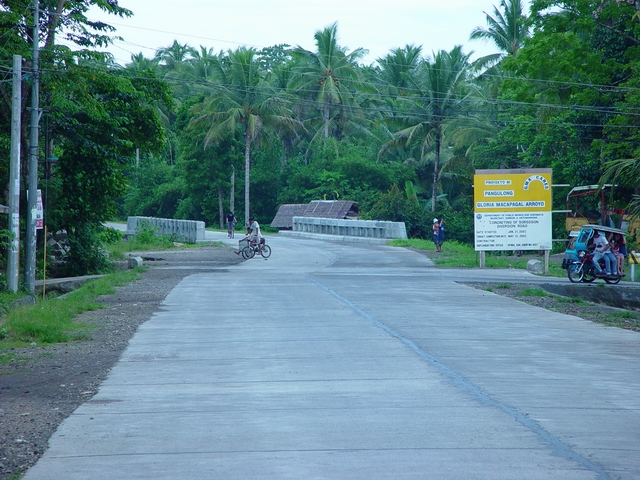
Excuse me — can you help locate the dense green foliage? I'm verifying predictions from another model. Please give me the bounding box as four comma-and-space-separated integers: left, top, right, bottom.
2, 0, 640, 279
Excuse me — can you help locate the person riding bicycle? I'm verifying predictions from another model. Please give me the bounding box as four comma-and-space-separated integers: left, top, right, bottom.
248, 217, 262, 249
225, 211, 237, 238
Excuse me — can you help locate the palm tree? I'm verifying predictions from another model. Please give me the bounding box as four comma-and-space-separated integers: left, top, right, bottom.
191, 47, 297, 224
377, 44, 423, 97
187, 46, 218, 81
154, 40, 195, 71
380, 46, 477, 211
469, 0, 529, 69
289, 22, 367, 140
267, 60, 305, 170
126, 52, 160, 73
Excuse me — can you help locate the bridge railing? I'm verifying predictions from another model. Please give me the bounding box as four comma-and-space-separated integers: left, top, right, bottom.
288, 216, 407, 243
126, 216, 205, 244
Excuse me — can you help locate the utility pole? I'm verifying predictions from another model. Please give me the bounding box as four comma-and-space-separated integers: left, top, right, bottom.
25, 0, 40, 293
8, 55, 22, 293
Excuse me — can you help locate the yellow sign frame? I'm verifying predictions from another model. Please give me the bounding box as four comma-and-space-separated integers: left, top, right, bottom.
474, 169, 553, 251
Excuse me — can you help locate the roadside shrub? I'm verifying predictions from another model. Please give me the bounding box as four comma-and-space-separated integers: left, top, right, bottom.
99, 226, 124, 245
364, 184, 430, 238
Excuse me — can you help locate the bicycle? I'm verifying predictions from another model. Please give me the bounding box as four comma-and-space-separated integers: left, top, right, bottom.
227, 221, 235, 239
241, 239, 271, 259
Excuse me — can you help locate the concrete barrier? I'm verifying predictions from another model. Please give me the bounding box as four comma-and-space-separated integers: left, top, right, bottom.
127, 256, 143, 269
282, 217, 407, 244
126, 216, 205, 244
540, 283, 640, 310
527, 259, 544, 275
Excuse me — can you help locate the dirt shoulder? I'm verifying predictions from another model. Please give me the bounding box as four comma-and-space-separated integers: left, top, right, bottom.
0, 245, 243, 479
463, 282, 640, 332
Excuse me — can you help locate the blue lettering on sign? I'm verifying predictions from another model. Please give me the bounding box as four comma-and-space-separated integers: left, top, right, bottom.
523, 175, 550, 191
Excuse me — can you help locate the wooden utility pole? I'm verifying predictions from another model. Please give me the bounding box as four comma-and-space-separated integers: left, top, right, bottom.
8, 55, 22, 293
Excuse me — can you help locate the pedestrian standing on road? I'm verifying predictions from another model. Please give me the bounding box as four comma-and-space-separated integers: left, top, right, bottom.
433, 219, 441, 252
437, 219, 446, 252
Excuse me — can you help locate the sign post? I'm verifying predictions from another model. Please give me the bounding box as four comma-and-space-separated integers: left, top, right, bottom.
474, 169, 553, 271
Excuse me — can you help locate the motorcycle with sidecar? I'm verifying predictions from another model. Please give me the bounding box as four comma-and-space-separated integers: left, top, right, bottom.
562, 224, 626, 285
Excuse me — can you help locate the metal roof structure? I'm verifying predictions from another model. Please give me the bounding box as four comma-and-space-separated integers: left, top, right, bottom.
270, 200, 359, 229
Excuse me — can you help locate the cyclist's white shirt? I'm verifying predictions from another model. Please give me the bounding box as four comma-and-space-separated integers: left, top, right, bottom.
249, 220, 261, 242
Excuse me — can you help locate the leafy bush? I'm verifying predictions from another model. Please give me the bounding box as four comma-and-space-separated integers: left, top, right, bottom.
57, 225, 112, 277
364, 184, 430, 238
434, 198, 474, 245
99, 226, 124, 245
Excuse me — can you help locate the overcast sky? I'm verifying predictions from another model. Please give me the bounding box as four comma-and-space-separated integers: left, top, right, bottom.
85, 0, 531, 66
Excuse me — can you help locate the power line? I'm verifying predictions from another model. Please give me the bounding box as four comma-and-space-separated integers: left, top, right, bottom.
34, 61, 640, 135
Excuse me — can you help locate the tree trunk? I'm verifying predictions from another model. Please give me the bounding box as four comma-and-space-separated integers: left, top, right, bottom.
230, 165, 235, 214
218, 185, 224, 229
244, 129, 251, 227
323, 103, 330, 138
431, 131, 441, 212
280, 138, 292, 172
44, 0, 66, 49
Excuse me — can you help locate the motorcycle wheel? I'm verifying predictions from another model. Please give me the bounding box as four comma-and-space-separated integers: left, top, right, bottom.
604, 274, 621, 285
567, 263, 584, 283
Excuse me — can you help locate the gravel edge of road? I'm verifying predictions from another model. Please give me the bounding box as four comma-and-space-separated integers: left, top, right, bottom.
0, 246, 243, 479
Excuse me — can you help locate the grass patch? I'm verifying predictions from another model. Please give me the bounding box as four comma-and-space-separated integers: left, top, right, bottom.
495, 283, 511, 289
0, 351, 28, 365
388, 239, 479, 267
389, 239, 570, 275
519, 287, 551, 297
104, 222, 224, 260
557, 296, 588, 305
107, 236, 180, 259
0, 291, 32, 316
599, 311, 640, 329
388, 239, 551, 270
610, 311, 638, 320
0, 269, 141, 348
107, 237, 224, 260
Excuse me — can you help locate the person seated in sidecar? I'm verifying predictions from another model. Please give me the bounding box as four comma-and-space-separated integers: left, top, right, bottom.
610, 234, 626, 276
592, 230, 616, 276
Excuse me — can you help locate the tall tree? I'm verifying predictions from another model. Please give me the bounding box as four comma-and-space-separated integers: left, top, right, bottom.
290, 22, 367, 141
380, 46, 476, 211
0, 0, 174, 276
190, 47, 297, 224
154, 40, 195, 71
469, 0, 530, 69
126, 52, 160, 73
377, 44, 423, 97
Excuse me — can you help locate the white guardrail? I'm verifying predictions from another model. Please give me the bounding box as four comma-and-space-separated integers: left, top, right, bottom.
126, 216, 205, 244
288, 216, 407, 243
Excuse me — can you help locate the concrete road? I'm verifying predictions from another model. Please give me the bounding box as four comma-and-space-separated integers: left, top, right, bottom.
25, 234, 640, 479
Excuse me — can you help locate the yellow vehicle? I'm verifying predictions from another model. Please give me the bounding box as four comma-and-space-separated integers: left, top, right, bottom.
565, 185, 639, 235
